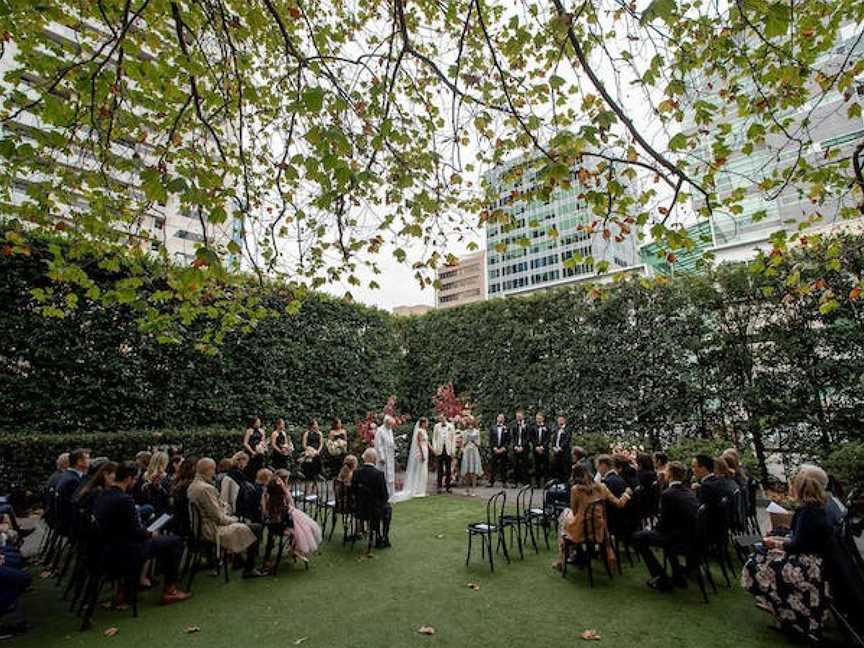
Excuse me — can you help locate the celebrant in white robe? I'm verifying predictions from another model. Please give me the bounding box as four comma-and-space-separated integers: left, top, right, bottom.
374, 415, 397, 499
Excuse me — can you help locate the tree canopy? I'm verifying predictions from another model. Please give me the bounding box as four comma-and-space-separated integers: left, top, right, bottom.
1, 0, 862, 343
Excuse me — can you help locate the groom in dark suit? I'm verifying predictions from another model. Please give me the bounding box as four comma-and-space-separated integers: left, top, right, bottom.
529, 412, 550, 488
352, 448, 392, 548
488, 414, 510, 487
509, 408, 529, 486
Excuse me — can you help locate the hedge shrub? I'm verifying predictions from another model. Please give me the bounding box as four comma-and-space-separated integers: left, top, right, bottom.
824, 441, 864, 494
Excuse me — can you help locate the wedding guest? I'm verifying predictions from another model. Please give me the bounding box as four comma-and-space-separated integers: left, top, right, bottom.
742, 468, 832, 640
74, 461, 117, 517
691, 454, 736, 509
55, 448, 91, 535
554, 464, 631, 571
614, 453, 639, 490
338, 455, 358, 485
242, 417, 268, 479
93, 461, 192, 606
301, 419, 323, 480
798, 464, 846, 528
653, 452, 669, 486
141, 451, 171, 515
166, 454, 184, 480
632, 461, 699, 591
510, 409, 529, 486
263, 479, 322, 561
221, 453, 251, 515
432, 415, 455, 493
636, 453, 658, 490
169, 457, 197, 536
529, 412, 551, 488
0, 553, 31, 638
270, 418, 294, 471
214, 457, 234, 491
461, 418, 483, 497
550, 415, 572, 482
596, 455, 627, 497
187, 458, 266, 578
488, 414, 510, 488
334, 455, 358, 514
571, 446, 594, 476
46, 453, 70, 491
722, 448, 747, 491
452, 421, 464, 487
352, 448, 392, 548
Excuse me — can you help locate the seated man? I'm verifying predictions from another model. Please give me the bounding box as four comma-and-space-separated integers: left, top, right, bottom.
0, 553, 31, 638
691, 454, 736, 508
93, 462, 191, 606
186, 458, 266, 578
54, 448, 91, 536
351, 448, 392, 549
631, 461, 699, 591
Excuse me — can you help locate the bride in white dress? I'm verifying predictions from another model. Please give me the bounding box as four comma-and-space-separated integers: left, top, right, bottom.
391, 417, 429, 502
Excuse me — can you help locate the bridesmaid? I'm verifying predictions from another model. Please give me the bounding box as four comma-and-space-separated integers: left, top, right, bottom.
325, 418, 349, 476
301, 419, 324, 480
242, 416, 267, 479
270, 418, 294, 471
460, 418, 483, 497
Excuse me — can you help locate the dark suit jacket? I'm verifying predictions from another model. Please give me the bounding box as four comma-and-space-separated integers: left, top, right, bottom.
695, 474, 735, 510
489, 425, 510, 450
551, 426, 571, 454
509, 421, 529, 449
602, 471, 628, 498
656, 483, 699, 546
93, 487, 150, 550
351, 464, 389, 521
55, 469, 84, 533
529, 423, 550, 451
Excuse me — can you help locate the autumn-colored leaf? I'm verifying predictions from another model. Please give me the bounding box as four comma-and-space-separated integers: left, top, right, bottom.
467, 582, 481, 591
580, 629, 601, 640
850, 286, 861, 301
104, 627, 119, 638
288, 6, 301, 19
184, 625, 200, 634
418, 626, 436, 635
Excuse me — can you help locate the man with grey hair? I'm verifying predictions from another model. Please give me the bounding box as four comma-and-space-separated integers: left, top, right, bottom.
374, 416, 396, 499
798, 464, 846, 527
352, 447, 393, 548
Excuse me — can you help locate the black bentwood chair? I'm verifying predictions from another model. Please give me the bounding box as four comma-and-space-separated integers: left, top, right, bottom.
562, 499, 616, 587
465, 491, 510, 572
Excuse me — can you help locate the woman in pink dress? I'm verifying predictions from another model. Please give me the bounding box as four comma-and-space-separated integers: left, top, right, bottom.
264, 477, 322, 560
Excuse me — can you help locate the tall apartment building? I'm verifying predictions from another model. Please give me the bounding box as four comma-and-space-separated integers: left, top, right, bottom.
0, 20, 240, 266
483, 157, 639, 298
435, 251, 486, 309
686, 23, 864, 265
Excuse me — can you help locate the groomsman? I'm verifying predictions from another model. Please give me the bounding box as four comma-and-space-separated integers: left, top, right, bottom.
550, 415, 572, 481
431, 415, 456, 493
488, 414, 510, 487
529, 412, 550, 488
509, 408, 529, 486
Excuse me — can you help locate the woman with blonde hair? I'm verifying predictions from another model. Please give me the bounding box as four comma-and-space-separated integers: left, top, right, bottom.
141, 451, 171, 514
742, 468, 833, 641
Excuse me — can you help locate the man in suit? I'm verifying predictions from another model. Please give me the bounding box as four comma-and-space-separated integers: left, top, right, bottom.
571, 446, 594, 477
488, 414, 510, 487
631, 461, 699, 591
550, 415, 572, 482
54, 448, 90, 535
509, 408, 529, 486
351, 448, 392, 548
691, 454, 735, 509
529, 412, 551, 488
93, 461, 192, 606
596, 454, 628, 497
431, 415, 456, 493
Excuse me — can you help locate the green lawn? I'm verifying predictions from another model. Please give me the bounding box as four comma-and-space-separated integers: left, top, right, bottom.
17, 496, 788, 648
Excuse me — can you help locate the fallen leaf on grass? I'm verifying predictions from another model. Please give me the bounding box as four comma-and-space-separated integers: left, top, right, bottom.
293, 637, 308, 645
467, 582, 481, 591
103, 627, 119, 638
39, 570, 52, 579
580, 629, 601, 641
184, 626, 200, 634
356, 553, 376, 561
418, 626, 436, 635
435, 534, 444, 539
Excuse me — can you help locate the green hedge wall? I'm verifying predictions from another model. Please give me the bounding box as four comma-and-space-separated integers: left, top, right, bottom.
0, 234, 401, 432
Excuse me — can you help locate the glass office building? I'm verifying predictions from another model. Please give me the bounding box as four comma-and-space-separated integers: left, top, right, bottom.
484, 158, 639, 298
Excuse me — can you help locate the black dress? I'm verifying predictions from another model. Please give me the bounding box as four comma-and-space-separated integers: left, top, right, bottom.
302, 430, 322, 479
272, 430, 290, 470
245, 427, 266, 478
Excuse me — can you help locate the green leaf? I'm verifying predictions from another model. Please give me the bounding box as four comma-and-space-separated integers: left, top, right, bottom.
669, 133, 688, 151
642, 0, 676, 24
302, 87, 325, 113
763, 3, 790, 39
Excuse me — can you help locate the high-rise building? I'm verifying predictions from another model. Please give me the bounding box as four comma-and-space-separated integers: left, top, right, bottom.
686, 23, 864, 265
483, 157, 639, 298
435, 251, 486, 308
392, 304, 433, 317
0, 20, 241, 266
640, 221, 714, 276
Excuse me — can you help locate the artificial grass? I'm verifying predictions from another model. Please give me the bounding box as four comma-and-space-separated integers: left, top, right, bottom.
15, 496, 788, 648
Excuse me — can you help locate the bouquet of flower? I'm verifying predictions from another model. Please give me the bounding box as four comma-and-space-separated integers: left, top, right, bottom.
326, 437, 348, 456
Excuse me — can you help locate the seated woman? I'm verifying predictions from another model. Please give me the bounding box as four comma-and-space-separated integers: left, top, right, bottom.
74, 461, 117, 517
140, 451, 171, 516
554, 464, 630, 571
263, 476, 321, 561
742, 469, 832, 641
334, 455, 358, 514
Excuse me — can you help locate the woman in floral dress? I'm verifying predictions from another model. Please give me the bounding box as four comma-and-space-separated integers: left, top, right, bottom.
741, 469, 833, 641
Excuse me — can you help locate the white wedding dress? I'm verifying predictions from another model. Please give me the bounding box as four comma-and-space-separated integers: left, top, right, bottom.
392, 422, 429, 502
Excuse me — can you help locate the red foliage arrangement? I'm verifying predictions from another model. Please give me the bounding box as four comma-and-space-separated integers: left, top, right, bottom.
355, 395, 410, 445
432, 383, 474, 423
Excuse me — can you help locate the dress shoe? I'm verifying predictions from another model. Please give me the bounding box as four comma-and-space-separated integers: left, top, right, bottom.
160, 586, 192, 606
